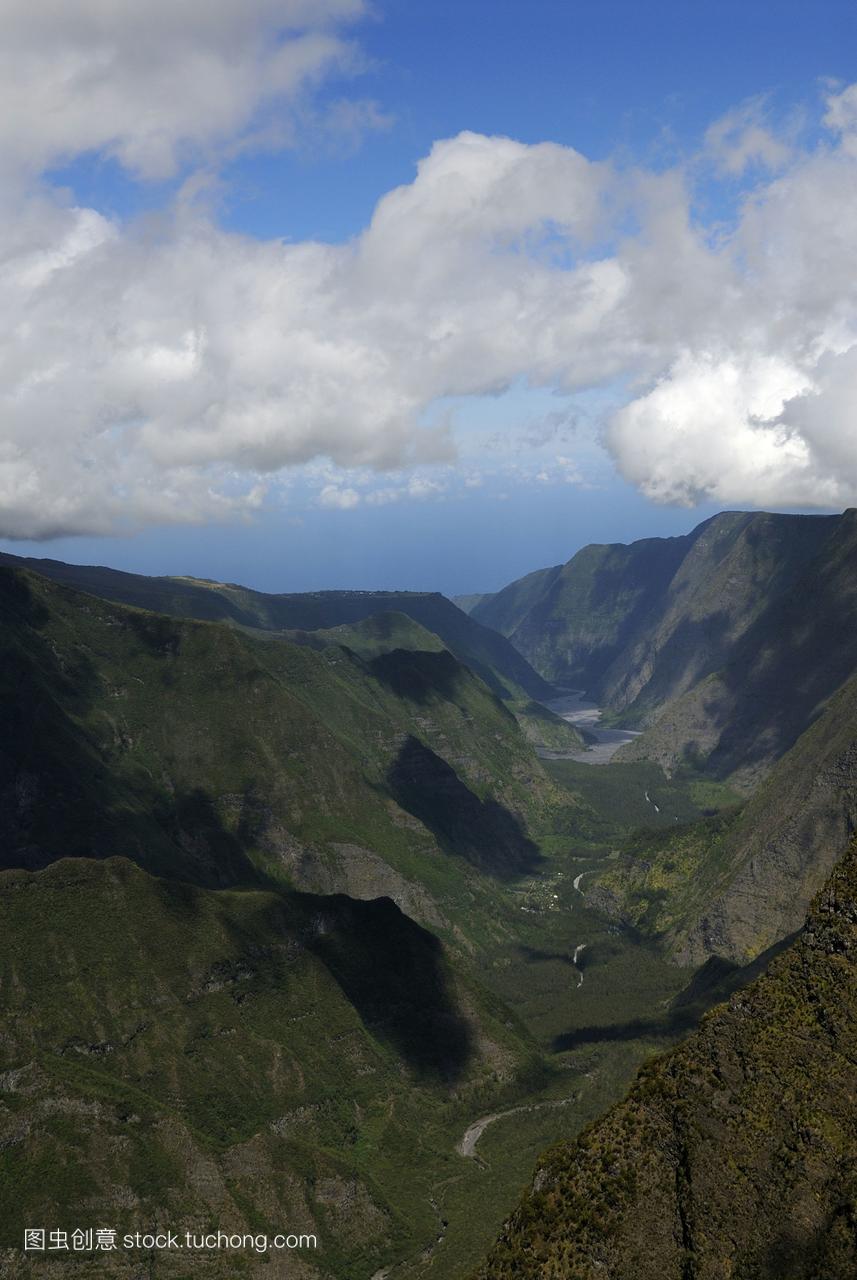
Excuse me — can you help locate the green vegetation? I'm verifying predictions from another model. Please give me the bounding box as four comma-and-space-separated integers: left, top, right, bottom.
0, 856, 538, 1279
8, 525, 857, 1280
583, 669, 857, 967
477, 837, 857, 1280
475, 510, 857, 791
0, 562, 733, 1280
510, 700, 585, 752
0, 550, 553, 702
543, 758, 739, 842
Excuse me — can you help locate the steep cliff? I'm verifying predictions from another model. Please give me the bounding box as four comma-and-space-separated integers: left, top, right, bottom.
478, 837, 857, 1280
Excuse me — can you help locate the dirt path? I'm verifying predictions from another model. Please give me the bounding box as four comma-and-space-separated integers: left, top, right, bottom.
457, 1095, 577, 1158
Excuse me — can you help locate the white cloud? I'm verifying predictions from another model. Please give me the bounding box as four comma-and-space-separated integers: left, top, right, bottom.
704, 99, 792, 176
3, 35, 857, 536
607, 352, 815, 506
823, 83, 857, 155
0, 0, 368, 179
317, 484, 360, 509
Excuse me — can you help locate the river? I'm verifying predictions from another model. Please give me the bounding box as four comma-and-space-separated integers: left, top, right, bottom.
537, 690, 640, 765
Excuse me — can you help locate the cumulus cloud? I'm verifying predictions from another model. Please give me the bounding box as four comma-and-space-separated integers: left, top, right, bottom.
0, 125, 622, 536
317, 484, 360, 509
0, 0, 368, 178
704, 99, 792, 176
3, 17, 857, 537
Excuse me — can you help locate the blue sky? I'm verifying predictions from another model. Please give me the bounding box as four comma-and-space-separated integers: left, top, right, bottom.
2, 0, 857, 593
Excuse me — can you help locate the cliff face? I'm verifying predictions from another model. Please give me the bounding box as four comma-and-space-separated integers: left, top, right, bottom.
675, 671, 857, 965
614, 508, 857, 787
473, 511, 836, 714
591, 667, 857, 968
478, 837, 857, 1280
476, 510, 857, 788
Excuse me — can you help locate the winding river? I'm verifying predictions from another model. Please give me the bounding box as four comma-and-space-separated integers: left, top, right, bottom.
538, 690, 640, 765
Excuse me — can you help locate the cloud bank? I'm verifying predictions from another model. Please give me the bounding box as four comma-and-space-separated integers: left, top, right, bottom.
2, 2, 857, 536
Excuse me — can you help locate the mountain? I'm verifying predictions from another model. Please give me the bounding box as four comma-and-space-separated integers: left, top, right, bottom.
474, 510, 857, 787
0, 558, 760, 1278
451, 593, 494, 615
591, 661, 857, 967
0, 563, 571, 893
0, 551, 552, 703
616, 508, 857, 787
282, 610, 584, 753
0, 561, 573, 1276
0, 856, 537, 1280
477, 834, 857, 1280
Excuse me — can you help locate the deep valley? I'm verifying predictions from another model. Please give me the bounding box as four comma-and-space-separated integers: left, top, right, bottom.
2, 508, 857, 1279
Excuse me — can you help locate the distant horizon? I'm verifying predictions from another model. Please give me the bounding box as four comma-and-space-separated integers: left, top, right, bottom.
2, 502, 846, 599
1, 2, 856, 592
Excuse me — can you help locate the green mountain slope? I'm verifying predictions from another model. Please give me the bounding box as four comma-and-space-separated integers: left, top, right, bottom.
0, 565, 569, 894
282, 612, 583, 753
282, 609, 447, 660
0, 563, 576, 1277
594, 664, 857, 967
0, 857, 536, 1280
0, 560, 765, 1279
618, 507, 857, 786
0, 551, 552, 702
471, 565, 561, 644
474, 511, 835, 705
475, 510, 856, 787
477, 835, 857, 1280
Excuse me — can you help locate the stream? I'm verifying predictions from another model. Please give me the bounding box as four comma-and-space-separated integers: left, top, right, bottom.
537, 690, 641, 765
457, 1095, 577, 1159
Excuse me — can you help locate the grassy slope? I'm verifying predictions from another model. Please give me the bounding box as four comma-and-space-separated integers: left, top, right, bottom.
0, 552, 552, 703
0, 564, 754, 1279
476, 836, 857, 1280
473, 512, 853, 789
471, 567, 562, 642
281, 610, 447, 659
0, 857, 539, 1280
280, 611, 583, 754
595, 665, 857, 967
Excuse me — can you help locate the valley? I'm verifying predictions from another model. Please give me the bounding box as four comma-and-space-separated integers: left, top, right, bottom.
2, 508, 857, 1279
536, 690, 641, 764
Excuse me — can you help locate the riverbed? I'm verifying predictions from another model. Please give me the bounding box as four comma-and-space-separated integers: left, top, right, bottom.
538, 690, 640, 765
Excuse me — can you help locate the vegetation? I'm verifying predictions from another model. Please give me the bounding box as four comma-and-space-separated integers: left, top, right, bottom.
6, 519, 857, 1280
477, 837, 857, 1280
0, 551, 553, 702
475, 510, 857, 790
0, 562, 730, 1279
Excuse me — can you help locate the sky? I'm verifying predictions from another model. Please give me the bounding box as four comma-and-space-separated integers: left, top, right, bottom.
1, 0, 857, 593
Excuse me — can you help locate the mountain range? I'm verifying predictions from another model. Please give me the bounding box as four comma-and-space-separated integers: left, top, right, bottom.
478, 834, 857, 1280
3, 509, 857, 1279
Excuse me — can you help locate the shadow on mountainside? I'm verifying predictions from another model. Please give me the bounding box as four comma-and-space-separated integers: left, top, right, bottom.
0, 574, 260, 886
524, 534, 693, 691
609, 610, 734, 723
1, 571, 477, 1083
693, 513, 857, 781
285, 891, 474, 1081
550, 939, 797, 1053
387, 735, 542, 878
368, 647, 470, 706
